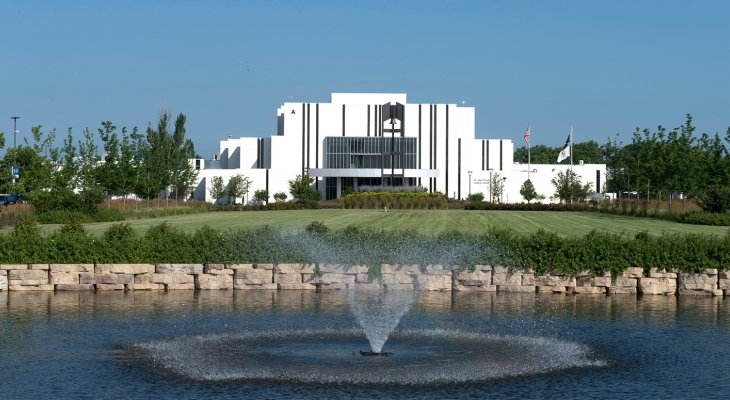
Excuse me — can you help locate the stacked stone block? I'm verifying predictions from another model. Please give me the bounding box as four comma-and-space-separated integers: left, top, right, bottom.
493, 266, 535, 293
534, 271, 576, 293
677, 269, 722, 296
607, 268, 641, 294
232, 264, 276, 290
720, 271, 730, 296
276, 263, 317, 290
6, 264, 53, 291
639, 268, 677, 295
453, 265, 494, 292
197, 264, 233, 290
53, 264, 95, 291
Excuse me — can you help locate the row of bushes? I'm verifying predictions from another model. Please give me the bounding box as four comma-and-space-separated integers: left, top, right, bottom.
596, 200, 730, 226
210, 200, 321, 212
465, 202, 596, 212
339, 195, 450, 209
1, 221, 728, 274
345, 191, 444, 198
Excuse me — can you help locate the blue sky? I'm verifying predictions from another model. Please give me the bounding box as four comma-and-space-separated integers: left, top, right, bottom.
1, 0, 728, 158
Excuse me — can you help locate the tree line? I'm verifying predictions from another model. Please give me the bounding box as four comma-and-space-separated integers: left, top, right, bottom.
0, 107, 199, 212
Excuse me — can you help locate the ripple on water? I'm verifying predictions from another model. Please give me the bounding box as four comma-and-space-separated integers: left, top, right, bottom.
123, 328, 606, 385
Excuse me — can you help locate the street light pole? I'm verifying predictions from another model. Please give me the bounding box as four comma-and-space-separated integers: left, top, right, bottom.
487, 169, 494, 203
468, 171, 472, 197
501, 177, 507, 203
11, 116, 19, 165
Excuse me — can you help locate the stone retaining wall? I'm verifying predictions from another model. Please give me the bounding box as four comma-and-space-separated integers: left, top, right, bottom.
0, 264, 727, 296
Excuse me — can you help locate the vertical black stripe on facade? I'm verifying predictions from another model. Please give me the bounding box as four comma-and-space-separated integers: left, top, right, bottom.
429, 105, 433, 169
316, 104, 319, 168
486, 141, 490, 170
307, 104, 310, 169
418, 105, 422, 169
596, 170, 601, 193
458, 138, 461, 200
301, 104, 305, 175
446, 104, 449, 196
266, 169, 269, 194
433, 105, 437, 190
367, 105, 370, 137
499, 140, 503, 171
342, 104, 346, 136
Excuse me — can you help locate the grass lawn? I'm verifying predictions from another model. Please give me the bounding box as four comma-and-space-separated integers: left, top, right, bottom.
38, 209, 730, 237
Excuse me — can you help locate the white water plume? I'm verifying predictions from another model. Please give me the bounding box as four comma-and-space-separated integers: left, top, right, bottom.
346, 290, 418, 353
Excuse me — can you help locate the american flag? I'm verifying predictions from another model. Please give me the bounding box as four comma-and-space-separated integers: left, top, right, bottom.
524, 125, 530, 148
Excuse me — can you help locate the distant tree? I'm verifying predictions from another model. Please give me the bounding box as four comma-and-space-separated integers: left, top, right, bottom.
489, 172, 505, 203
208, 176, 226, 205
254, 189, 270, 204
551, 170, 592, 203
288, 174, 322, 201
520, 179, 538, 203
273, 192, 288, 202
118, 127, 138, 208
466, 192, 484, 202
227, 174, 251, 205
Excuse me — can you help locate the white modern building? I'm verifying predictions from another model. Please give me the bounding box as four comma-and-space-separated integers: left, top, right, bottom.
190, 93, 606, 203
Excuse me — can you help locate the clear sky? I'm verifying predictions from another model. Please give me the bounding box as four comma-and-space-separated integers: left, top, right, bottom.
1, 0, 728, 158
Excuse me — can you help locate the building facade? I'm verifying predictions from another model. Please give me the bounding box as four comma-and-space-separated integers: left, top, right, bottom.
190, 93, 606, 204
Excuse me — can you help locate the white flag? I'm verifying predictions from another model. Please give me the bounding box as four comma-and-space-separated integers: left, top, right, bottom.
557, 131, 571, 162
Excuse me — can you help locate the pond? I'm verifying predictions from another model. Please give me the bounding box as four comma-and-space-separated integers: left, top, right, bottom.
0, 290, 728, 399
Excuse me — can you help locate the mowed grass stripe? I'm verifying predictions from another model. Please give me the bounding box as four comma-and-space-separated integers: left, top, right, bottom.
36, 209, 729, 237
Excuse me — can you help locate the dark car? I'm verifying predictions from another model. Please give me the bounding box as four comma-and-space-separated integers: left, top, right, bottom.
2, 194, 25, 206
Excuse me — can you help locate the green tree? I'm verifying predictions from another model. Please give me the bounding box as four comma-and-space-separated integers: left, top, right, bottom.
227, 174, 251, 205
254, 189, 270, 204
273, 192, 288, 202
98, 122, 122, 208
118, 127, 138, 208
288, 174, 322, 201
520, 179, 538, 203
551, 170, 592, 203
1, 126, 55, 193
208, 176, 226, 205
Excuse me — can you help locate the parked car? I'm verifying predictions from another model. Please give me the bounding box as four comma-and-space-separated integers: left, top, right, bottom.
2, 194, 25, 206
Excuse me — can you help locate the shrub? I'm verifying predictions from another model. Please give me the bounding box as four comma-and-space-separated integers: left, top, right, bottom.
696, 185, 730, 214
466, 192, 485, 202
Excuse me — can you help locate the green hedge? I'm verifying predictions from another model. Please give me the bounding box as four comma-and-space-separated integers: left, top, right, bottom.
465, 202, 595, 212
0, 222, 728, 274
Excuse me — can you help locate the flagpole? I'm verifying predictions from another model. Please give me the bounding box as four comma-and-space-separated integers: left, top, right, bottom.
527, 125, 531, 181
570, 123, 573, 172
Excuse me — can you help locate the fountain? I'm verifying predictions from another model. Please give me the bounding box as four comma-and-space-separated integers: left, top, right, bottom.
346, 289, 418, 355
121, 227, 606, 385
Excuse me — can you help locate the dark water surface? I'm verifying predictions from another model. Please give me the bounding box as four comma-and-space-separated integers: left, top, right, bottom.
0, 290, 728, 399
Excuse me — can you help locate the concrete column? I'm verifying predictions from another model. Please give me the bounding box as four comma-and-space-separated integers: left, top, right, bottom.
336, 177, 342, 198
